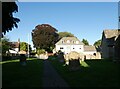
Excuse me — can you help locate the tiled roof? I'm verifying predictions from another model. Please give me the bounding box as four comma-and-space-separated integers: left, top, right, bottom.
84, 45, 96, 52
9, 42, 19, 48
55, 37, 84, 45
103, 29, 118, 39
103, 29, 119, 46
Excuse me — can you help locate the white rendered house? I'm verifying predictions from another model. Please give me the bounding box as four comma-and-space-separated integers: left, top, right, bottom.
53, 37, 101, 59
54, 37, 84, 54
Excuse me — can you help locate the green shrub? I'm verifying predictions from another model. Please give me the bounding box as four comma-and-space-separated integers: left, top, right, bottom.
36, 48, 46, 55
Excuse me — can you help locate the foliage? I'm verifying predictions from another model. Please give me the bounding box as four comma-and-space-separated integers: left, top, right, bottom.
2, 2, 20, 36
58, 32, 74, 39
119, 16, 120, 22
1, 37, 10, 56
94, 39, 101, 47
36, 48, 46, 55
82, 39, 89, 45
31, 50, 36, 53
20, 42, 32, 52
32, 24, 59, 52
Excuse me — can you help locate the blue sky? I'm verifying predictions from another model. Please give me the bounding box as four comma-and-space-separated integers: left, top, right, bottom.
5, 2, 118, 49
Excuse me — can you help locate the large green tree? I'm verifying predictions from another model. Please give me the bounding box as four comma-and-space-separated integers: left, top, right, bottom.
94, 39, 101, 47
58, 32, 74, 39
20, 42, 32, 53
2, 2, 20, 36
1, 37, 10, 56
82, 39, 89, 45
32, 24, 59, 52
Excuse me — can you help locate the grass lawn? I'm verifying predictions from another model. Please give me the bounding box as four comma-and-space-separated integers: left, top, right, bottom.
1, 58, 43, 88
50, 56, 120, 88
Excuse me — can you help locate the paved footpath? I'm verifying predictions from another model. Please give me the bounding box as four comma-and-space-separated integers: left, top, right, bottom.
42, 60, 70, 88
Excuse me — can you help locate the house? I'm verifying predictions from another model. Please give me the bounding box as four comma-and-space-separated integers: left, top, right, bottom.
9, 40, 20, 56
54, 37, 101, 59
84, 45, 101, 59
54, 37, 84, 54
101, 29, 119, 59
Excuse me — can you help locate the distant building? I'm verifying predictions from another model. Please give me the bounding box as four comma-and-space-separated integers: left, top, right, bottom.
84, 45, 101, 59
54, 37, 101, 59
54, 37, 84, 54
101, 29, 119, 59
9, 39, 20, 55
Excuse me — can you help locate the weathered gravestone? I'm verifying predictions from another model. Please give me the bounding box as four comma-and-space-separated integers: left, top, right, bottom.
64, 51, 82, 71
57, 51, 64, 63
19, 54, 26, 66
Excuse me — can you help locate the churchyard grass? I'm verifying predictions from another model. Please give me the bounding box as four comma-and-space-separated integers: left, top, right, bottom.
50, 56, 120, 88
2, 58, 43, 87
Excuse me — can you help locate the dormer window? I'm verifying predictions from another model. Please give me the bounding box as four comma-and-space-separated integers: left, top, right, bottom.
67, 40, 70, 43
76, 41, 79, 44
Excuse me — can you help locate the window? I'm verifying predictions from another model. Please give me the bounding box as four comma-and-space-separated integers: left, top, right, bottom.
93, 53, 96, 56
79, 48, 81, 49
62, 41, 64, 43
73, 48, 75, 49
76, 41, 79, 44
60, 47, 64, 49
67, 40, 70, 43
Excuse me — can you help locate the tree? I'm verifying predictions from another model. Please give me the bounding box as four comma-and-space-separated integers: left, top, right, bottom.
2, 2, 20, 36
20, 42, 32, 53
82, 39, 89, 45
1, 37, 10, 56
32, 24, 59, 52
36, 49, 46, 55
58, 32, 74, 39
119, 16, 120, 22
94, 39, 101, 47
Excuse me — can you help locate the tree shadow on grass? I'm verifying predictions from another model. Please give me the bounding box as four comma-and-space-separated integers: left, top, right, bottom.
2, 59, 44, 88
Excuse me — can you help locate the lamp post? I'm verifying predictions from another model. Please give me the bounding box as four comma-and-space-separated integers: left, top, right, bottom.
28, 33, 30, 58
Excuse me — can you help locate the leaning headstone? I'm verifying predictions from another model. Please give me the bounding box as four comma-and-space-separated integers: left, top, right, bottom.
67, 51, 81, 71
19, 54, 26, 66
57, 51, 64, 63
69, 59, 80, 71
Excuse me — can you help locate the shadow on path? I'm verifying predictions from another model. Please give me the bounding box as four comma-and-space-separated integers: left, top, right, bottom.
42, 60, 70, 88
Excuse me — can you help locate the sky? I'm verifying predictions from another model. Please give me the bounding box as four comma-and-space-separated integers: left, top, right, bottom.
5, 2, 118, 49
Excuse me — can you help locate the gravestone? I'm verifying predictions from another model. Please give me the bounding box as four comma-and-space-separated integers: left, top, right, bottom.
19, 54, 26, 66
57, 51, 64, 63
66, 51, 81, 71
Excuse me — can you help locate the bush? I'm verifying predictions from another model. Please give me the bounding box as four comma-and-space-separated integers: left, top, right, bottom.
36, 49, 46, 55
